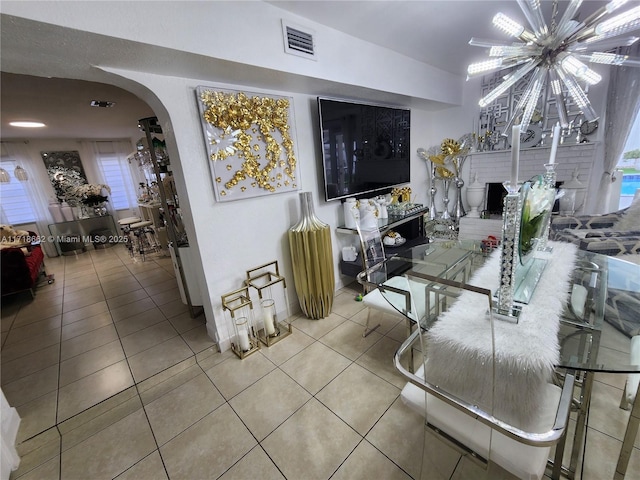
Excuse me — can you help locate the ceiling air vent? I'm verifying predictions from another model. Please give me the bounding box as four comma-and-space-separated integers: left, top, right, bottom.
282, 21, 316, 60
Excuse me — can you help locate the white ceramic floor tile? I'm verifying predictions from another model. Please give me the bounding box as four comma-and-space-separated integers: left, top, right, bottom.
61, 409, 156, 479
160, 403, 257, 480
1, 343, 60, 385
57, 360, 134, 422
218, 445, 285, 480
205, 351, 276, 400
114, 451, 168, 480
280, 341, 351, 395
366, 397, 428, 479
59, 340, 126, 387
61, 301, 109, 325
120, 320, 178, 358
145, 372, 224, 446
319, 318, 383, 361
261, 398, 361, 480
316, 363, 400, 435
127, 335, 193, 383
229, 368, 311, 441
15, 391, 58, 443
3, 364, 59, 407
331, 439, 413, 480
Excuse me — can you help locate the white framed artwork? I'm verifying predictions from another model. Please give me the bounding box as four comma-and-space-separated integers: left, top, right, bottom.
196, 86, 301, 202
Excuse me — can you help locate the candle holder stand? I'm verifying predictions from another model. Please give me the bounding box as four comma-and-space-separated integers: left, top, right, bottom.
245, 260, 292, 347
221, 286, 260, 359
495, 181, 523, 323
538, 163, 556, 252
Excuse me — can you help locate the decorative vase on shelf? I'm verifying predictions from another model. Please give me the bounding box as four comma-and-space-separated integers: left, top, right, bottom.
440, 178, 452, 220
48, 199, 65, 223
288, 191, 335, 319
465, 173, 485, 218
343, 197, 359, 229
428, 169, 438, 220
93, 203, 108, 217
359, 199, 379, 230
77, 205, 90, 219
453, 175, 466, 221
60, 202, 75, 221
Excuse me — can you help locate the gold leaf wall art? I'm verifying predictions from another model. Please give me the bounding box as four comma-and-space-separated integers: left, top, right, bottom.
196, 87, 301, 202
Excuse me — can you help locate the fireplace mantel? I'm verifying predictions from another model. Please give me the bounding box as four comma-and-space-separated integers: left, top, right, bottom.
467, 142, 598, 214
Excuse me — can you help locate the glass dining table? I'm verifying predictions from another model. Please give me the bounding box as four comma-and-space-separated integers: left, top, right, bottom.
357, 242, 640, 480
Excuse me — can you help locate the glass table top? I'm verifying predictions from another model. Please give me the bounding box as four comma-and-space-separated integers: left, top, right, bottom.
359, 243, 640, 374
356, 240, 481, 324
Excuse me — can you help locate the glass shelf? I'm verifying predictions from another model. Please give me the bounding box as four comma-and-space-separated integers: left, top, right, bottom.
336, 206, 429, 236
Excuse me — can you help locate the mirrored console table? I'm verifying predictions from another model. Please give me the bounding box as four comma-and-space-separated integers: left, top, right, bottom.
48, 215, 118, 256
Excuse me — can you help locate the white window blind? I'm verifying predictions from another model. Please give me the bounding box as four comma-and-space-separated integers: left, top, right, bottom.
0, 159, 37, 225
95, 145, 136, 210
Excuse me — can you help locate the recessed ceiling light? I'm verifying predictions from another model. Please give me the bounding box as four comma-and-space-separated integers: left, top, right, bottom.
9, 121, 46, 128
90, 100, 116, 108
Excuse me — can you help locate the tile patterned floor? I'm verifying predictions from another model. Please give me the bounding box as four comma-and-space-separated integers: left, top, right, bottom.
1, 246, 639, 479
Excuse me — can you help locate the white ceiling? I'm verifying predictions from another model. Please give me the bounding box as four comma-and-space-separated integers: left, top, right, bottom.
270, 0, 607, 74
0, 1, 608, 141
0, 72, 155, 141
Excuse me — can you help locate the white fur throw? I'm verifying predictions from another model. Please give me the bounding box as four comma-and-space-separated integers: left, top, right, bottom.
424, 241, 578, 430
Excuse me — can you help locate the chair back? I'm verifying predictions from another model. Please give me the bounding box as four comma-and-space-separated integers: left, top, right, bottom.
352, 208, 387, 286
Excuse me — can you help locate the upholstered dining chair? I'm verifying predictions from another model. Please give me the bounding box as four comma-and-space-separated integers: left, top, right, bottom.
395, 274, 575, 480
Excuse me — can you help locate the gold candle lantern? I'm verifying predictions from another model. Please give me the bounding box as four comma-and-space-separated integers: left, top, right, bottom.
246, 260, 292, 347
221, 286, 260, 359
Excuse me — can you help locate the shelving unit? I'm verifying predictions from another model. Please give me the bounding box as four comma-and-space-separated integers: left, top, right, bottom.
135, 117, 202, 316
336, 207, 429, 277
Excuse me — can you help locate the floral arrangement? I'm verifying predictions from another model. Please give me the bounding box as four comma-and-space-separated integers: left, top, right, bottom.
47, 166, 110, 207
421, 133, 475, 179
520, 178, 555, 258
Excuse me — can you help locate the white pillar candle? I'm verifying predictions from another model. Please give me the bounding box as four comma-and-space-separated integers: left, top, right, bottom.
511, 125, 521, 188
237, 328, 250, 351
263, 309, 276, 335
548, 123, 561, 165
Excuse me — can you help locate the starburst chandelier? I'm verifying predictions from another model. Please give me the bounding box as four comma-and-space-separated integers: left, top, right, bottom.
468, 0, 640, 135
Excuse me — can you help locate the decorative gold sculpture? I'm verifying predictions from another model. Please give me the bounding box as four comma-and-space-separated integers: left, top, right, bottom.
288, 192, 334, 319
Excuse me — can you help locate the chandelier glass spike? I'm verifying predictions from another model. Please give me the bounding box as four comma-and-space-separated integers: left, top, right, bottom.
468, 0, 640, 134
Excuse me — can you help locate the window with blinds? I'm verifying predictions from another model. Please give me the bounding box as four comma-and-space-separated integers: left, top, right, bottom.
0, 160, 37, 225
97, 153, 136, 210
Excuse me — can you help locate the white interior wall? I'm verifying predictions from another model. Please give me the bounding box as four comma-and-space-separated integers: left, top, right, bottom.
101, 67, 435, 349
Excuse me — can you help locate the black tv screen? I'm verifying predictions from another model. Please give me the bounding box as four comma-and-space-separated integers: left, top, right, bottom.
318, 97, 411, 202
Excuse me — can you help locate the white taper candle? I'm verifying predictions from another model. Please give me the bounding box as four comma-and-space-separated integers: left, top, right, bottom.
511, 125, 520, 188
548, 123, 561, 165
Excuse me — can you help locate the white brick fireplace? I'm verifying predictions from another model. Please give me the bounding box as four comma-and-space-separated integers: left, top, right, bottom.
467, 142, 599, 215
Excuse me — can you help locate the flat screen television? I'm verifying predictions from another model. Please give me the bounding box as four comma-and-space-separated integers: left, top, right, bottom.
318, 97, 411, 202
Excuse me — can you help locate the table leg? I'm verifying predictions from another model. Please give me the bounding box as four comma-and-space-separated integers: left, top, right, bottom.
552, 421, 568, 479
614, 380, 640, 480
569, 370, 594, 479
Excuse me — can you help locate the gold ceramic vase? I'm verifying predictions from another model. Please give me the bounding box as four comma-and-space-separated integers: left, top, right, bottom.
288, 191, 334, 319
